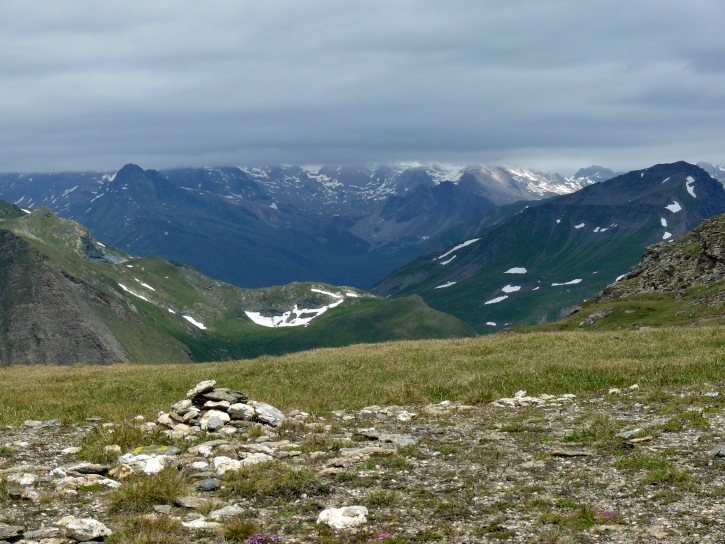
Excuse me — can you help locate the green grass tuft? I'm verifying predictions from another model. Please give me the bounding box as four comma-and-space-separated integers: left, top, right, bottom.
223, 462, 327, 502
107, 469, 189, 513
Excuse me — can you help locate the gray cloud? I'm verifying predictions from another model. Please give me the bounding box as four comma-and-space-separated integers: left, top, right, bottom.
1, 0, 724, 174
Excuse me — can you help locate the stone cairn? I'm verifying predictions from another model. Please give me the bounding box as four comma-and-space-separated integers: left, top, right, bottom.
154, 380, 287, 439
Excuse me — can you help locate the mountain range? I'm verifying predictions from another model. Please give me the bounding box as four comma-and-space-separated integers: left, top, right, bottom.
373, 162, 725, 331
2, 159, 725, 365
0, 163, 608, 289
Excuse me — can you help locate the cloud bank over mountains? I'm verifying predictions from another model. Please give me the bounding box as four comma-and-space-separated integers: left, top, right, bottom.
1, 0, 724, 173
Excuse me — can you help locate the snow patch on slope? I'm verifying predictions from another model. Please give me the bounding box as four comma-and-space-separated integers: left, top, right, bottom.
245, 287, 353, 328
183, 315, 207, 330
435, 281, 457, 289
666, 201, 682, 213
437, 238, 480, 260
245, 299, 344, 328
551, 279, 582, 286
685, 176, 696, 198
118, 283, 150, 302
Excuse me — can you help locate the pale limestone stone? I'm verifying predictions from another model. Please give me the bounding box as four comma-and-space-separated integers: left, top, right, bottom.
213, 455, 242, 476
187, 380, 216, 399
317, 506, 368, 530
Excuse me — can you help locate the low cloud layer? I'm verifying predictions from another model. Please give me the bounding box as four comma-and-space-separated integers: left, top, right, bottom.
2, 0, 724, 174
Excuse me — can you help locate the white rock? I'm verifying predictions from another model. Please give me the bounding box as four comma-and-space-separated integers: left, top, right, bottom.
172, 423, 191, 435
61, 446, 81, 455
156, 411, 175, 429
18, 473, 39, 486
200, 409, 230, 431
197, 445, 213, 458
171, 399, 193, 413
204, 400, 231, 410
317, 506, 369, 530
213, 456, 242, 476
228, 402, 255, 420
248, 400, 286, 426
140, 422, 158, 432
240, 452, 274, 467
143, 455, 167, 475
187, 380, 216, 399
208, 504, 245, 520
104, 444, 122, 455
181, 517, 222, 530
119, 452, 152, 465
62, 517, 113, 541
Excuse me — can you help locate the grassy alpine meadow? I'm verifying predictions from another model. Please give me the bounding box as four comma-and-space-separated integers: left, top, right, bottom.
0, 327, 723, 426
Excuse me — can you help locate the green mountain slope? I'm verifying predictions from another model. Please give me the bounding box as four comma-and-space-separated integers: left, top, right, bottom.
373, 162, 725, 331
0, 205, 474, 365
532, 213, 725, 331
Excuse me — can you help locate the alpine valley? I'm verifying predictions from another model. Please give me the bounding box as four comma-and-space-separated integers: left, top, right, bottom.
0, 163, 609, 289
0, 200, 474, 366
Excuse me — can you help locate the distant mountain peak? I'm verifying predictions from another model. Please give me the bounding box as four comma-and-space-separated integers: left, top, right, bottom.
115, 163, 146, 177
571, 165, 622, 183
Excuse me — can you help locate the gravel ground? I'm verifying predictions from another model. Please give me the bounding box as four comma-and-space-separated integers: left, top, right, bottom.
1, 383, 723, 543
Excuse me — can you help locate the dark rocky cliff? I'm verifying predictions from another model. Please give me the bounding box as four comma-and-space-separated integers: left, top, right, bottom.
0, 230, 129, 365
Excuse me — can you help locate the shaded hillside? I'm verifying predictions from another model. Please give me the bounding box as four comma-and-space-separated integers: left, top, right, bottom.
373, 162, 725, 331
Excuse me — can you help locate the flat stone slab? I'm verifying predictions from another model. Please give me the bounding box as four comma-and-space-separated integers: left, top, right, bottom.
0, 525, 24, 540
187, 380, 216, 399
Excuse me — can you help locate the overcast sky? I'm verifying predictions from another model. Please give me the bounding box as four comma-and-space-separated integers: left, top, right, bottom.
1, 0, 724, 175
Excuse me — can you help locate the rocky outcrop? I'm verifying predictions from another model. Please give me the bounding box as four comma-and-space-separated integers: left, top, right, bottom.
596, 214, 725, 303
0, 230, 129, 365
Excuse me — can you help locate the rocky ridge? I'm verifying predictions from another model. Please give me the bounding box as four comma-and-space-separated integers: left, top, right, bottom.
1, 380, 724, 543
596, 214, 725, 304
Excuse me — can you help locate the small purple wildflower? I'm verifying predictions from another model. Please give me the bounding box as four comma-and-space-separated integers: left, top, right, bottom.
594, 507, 618, 522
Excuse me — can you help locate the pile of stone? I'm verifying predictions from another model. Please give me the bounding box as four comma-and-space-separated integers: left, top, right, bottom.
155, 380, 286, 439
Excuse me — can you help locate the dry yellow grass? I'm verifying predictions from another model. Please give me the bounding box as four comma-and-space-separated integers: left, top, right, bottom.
1, 328, 723, 425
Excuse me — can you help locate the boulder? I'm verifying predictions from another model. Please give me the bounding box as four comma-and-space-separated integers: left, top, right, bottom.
60, 516, 113, 541
317, 506, 369, 530
248, 400, 286, 427
213, 456, 242, 476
